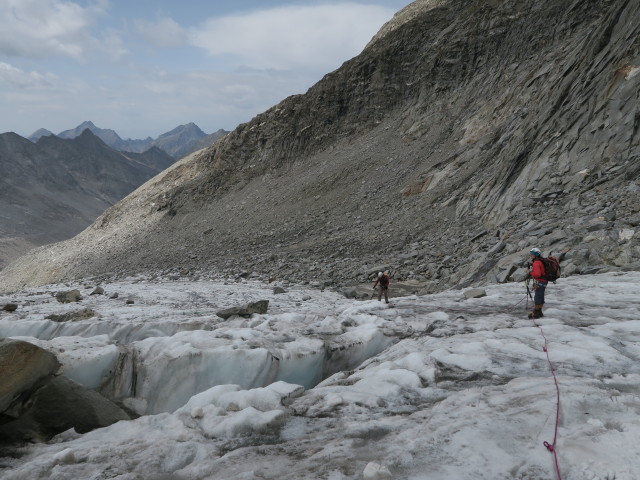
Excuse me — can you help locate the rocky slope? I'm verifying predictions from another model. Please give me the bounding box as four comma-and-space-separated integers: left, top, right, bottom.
1, 0, 639, 294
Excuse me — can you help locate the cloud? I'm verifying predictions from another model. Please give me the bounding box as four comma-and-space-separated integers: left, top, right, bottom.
0, 0, 107, 60
1, 62, 313, 138
0, 62, 55, 87
0, 2, 399, 139
134, 68, 310, 124
135, 16, 188, 48
189, 3, 394, 72
101, 28, 129, 61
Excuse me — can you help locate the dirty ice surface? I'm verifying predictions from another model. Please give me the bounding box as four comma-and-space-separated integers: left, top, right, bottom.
1, 271, 639, 479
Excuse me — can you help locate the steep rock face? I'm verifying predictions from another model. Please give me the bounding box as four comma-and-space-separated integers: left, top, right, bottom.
0, 0, 638, 293
192, 128, 229, 154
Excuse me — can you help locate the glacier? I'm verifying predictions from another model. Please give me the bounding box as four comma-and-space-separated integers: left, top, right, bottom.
1, 271, 639, 479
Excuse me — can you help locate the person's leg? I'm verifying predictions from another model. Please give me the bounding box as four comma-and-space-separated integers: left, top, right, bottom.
532, 284, 546, 318
384, 287, 389, 303
537, 283, 546, 316
377, 287, 382, 301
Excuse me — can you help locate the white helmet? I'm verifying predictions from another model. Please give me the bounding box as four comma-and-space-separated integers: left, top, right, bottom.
378, 272, 383, 277
529, 247, 542, 257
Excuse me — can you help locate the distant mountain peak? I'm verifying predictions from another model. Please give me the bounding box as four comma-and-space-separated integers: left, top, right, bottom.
28, 128, 55, 142
25, 121, 225, 159
160, 123, 206, 138
76, 128, 103, 142
58, 120, 97, 136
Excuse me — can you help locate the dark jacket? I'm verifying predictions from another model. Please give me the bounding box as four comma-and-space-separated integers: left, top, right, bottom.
374, 274, 390, 288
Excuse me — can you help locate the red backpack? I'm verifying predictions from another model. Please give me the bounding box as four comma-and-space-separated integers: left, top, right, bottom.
540, 256, 561, 282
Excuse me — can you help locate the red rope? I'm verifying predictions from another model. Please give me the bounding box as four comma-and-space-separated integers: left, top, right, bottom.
532, 317, 563, 480
395, 295, 563, 478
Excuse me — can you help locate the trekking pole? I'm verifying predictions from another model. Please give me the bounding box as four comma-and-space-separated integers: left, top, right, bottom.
525, 278, 534, 310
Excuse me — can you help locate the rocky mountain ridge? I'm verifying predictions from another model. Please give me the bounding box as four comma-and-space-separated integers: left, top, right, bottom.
27, 121, 229, 159
1, 0, 639, 295
0, 130, 176, 270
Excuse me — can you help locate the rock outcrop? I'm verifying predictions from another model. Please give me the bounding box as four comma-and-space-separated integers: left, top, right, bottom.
0, 339, 129, 444
0, 339, 60, 413
55, 290, 82, 303
217, 300, 270, 319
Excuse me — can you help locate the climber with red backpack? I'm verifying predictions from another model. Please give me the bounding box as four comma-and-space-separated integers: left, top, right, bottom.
527, 247, 561, 319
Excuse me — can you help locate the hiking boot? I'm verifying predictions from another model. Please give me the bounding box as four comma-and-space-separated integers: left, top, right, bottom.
528, 309, 543, 319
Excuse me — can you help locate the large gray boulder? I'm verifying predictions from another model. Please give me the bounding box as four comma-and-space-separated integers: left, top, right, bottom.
216, 300, 269, 319
464, 288, 487, 299
0, 339, 130, 444
55, 289, 82, 303
0, 339, 60, 413
0, 375, 130, 443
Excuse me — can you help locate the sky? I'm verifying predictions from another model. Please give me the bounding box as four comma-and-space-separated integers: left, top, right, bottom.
1, 271, 639, 478
0, 0, 412, 140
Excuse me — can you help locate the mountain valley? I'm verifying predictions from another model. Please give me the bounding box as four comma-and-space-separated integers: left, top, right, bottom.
1, 1, 640, 478
1, 0, 637, 295
0, 130, 175, 269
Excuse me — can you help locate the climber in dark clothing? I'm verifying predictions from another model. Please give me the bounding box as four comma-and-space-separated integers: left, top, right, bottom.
373, 271, 390, 304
